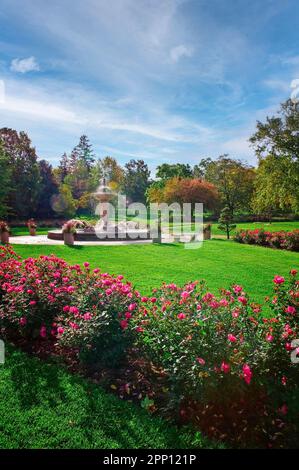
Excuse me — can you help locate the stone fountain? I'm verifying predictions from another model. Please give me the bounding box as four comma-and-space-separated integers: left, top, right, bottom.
48, 178, 152, 242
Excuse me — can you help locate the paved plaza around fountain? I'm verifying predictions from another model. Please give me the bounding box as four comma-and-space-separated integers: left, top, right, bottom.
8, 235, 154, 246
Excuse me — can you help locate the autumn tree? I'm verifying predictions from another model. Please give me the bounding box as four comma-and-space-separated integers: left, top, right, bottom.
163, 177, 219, 211
100, 156, 124, 190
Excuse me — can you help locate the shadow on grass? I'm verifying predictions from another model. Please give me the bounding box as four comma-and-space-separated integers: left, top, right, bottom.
5, 346, 205, 449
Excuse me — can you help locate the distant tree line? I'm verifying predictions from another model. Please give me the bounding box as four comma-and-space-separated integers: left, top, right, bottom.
0, 98, 298, 221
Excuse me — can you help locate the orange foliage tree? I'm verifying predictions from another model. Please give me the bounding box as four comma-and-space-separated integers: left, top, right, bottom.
163, 177, 219, 211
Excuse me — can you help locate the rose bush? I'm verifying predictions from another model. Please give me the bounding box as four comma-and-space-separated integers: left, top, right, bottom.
130, 277, 299, 419
0, 246, 138, 366
234, 229, 299, 251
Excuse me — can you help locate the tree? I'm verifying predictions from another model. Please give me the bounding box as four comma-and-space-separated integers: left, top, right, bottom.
193, 158, 213, 178
36, 160, 58, 218
250, 99, 299, 212
218, 206, 236, 239
0, 139, 12, 217
163, 177, 219, 211
122, 159, 151, 204
204, 155, 256, 215
51, 184, 77, 218
156, 163, 193, 180
252, 154, 297, 219
0, 128, 41, 218
146, 180, 165, 204
72, 135, 95, 170
64, 159, 91, 200
56, 152, 70, 183
100, 156, 124, 190
249, 99, 299, 160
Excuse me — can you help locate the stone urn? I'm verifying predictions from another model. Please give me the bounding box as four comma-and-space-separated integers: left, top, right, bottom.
29, 227, 37, 236
203, 224, 212, 240
63, 232, 74, 245
0, 231, 9, 244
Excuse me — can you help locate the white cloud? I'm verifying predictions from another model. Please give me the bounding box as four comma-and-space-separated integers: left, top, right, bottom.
169, 44, 193, 63
10, 56, 40, 74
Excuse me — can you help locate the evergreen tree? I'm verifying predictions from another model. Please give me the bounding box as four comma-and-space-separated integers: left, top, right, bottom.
57, 152, 70, 182
122, 159, 151, 204
218, 206, 236, 239
72, 135, 95, 170
36, 160, 58, 218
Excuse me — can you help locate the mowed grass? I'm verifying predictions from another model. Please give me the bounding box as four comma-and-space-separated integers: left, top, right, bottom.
13, 240, 299, 304
210, 220, 299, 237
0, 345, 213, 449
10, 220, 299, 238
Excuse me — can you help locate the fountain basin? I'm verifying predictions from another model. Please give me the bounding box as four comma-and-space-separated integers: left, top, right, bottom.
47, 228, 152, 242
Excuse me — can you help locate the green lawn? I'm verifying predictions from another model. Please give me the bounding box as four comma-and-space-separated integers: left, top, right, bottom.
10, 220, 299, 238
0, 345, 213, 449
210, 220, 299, 237
13, 240, 299, 304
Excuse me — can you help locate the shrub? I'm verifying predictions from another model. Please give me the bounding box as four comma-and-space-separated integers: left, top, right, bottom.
131, 276, 299, 412
0, 246, 138, 366
234, 229, 299, 251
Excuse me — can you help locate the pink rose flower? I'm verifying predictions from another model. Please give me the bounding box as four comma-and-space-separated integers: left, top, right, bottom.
237, 296, 247, 305
40, 326, 47, 338
285, 306, 296, 315
120, 320, 128, 330
242, 364, 252, 385
221, 362, 230, 374
228, 334, 237, 343
177, 312, 186, 320
273, 275, 285, 285
196, 357, 205, 366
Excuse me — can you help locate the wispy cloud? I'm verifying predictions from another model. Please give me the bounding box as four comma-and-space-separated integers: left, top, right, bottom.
169, 44, 193, 63
1, 0, 299, 165
10, 56, 40, 73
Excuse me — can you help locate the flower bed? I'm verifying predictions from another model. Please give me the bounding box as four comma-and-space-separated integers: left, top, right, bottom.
234, 228, 299, 251
0, 244, 299, 447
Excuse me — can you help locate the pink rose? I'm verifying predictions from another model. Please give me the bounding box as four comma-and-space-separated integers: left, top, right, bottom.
242, 364, 252, 385
237, 296, 247, 305
285, 306, 296, 315
273, 275, 285, 285
177, 312, 186, 320
120, 320, 128, 330
221, 362, 230, 374
40, 326, 47, 338
196, 357, 205, 366
228, 334, 237, 343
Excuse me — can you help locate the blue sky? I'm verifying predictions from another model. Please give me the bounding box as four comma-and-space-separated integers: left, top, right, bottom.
0, 0, 299, 171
